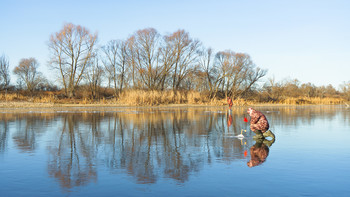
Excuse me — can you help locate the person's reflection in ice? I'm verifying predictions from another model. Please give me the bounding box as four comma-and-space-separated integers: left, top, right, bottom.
227, 113, 233, 127
247, 137, 275, 168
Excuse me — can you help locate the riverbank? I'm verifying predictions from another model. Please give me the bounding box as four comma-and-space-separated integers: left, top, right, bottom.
0, 91, 346, 110
0, 100, 347, 110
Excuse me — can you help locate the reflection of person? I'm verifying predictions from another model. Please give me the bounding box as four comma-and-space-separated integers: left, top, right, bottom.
227, 97, 233, 109
227, 114, 233, 127
247, 138, 275, 168
247, 107, 275, 139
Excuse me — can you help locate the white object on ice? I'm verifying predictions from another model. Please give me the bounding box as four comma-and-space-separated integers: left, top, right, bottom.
235, 129, 246, 139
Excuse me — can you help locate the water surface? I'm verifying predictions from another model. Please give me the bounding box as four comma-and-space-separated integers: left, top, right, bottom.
0, 106, 349, 196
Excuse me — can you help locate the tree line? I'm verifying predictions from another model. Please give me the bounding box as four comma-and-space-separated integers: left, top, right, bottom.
1, 23, 350, 101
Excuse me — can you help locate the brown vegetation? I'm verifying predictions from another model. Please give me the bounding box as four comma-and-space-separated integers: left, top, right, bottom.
13, 58, 45, 94
0, 88, 345, 108
48, 23, 98, 98
0, 54, 10, 91
1, 23, 349, 107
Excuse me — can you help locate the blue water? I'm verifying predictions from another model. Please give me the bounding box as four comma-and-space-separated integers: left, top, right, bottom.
0, 106, 349, 196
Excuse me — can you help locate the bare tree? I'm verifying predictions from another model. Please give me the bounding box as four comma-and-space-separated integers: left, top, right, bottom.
262, 76, 283, 101
240, 63, 267, 97
126, 36, 138, 88
300, 82, 316, 98
48, 23, 98, 98
102, 39, 128, 96
85, 56, 104, 99
13, 58, 43, 93
198, 47, 223, 98
280, 78, 300, 97
214, 51, 267, 98
164, 30, 201, 90
126, 28, 201, 91
0, 54, 10, 91
132, 28, 162, 90
131, 28, 177, 90
215, 50, 235, 97
340, 81, 350, 100
102, 40, 118, 94
198, 49, 267, 99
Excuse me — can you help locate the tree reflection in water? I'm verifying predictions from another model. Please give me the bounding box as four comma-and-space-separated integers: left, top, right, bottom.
0, 105, 346, 190
47, 114, 97, 190
0, 119, 9, 153
103, 111, 205, 184
12, 116, 37, 152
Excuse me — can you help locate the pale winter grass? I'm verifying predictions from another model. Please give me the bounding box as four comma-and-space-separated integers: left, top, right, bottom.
0, 92, 55, 103
118, 90, 203, 106
0, 91, 345, 108
280, 97, 344, 105
116, 90, 255, 106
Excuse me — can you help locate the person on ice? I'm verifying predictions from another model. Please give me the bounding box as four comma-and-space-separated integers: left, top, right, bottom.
247, 107, 275, 139
227, 97, 233, 110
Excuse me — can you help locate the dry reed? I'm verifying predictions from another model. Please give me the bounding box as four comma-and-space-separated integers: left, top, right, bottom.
0, 91, 346, 107
280, 97, 343, 105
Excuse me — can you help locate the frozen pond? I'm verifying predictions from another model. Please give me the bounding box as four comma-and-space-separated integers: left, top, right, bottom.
0, 106, 350, 196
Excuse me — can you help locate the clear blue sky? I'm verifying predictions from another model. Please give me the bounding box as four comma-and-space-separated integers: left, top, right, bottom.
1, 0, 349, 88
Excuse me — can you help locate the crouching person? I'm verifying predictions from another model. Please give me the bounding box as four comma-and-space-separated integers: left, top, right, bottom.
247, 107, 275, 139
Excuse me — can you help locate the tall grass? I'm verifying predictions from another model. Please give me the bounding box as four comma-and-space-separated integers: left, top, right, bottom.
0, 92, 55, 103
279, 97, 344, 105
0, 91, 346, 106
118, 90, 206, 105
116, 90, 255, 106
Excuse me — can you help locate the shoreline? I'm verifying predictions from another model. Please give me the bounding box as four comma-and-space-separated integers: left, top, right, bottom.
0, 101, 224, 111
0, 101, 345, 111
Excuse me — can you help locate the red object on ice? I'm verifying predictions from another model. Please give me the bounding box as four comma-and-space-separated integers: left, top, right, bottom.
244, 117, 248, 122
244, 150, 248, 157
